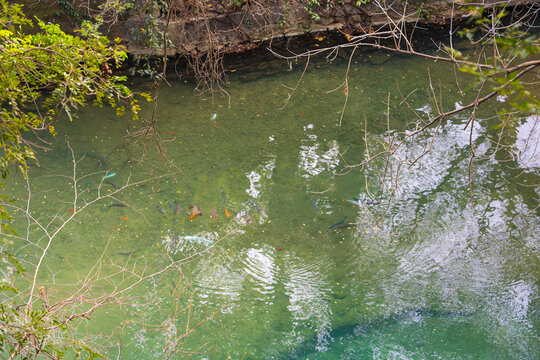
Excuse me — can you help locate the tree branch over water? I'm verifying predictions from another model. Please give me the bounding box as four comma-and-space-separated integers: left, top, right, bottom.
0, 143, 235, 358
0, 0, 151, 178
271, 0, 539, 203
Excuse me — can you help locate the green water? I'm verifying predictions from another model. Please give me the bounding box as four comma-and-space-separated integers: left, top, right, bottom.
5, 46, 540, 359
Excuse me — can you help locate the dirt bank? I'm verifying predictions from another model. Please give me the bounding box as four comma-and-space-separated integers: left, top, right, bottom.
16, 0, 533, 58
117, 0, 531, 56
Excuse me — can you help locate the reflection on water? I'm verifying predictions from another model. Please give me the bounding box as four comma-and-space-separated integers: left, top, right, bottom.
369, 118, 484, 201
243, 247, 277, 295
284, 256, 333, 352
516, 115, 540, 170
5, 45, 539, 359
298, 123, 340, 179
195, 250, 244, 301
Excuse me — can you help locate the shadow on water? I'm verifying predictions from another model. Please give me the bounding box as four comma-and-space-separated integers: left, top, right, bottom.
284, 308, 475, 359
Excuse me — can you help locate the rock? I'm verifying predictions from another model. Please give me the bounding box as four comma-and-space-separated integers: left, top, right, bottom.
110, 0, 529, 60
319, 16, 335, 26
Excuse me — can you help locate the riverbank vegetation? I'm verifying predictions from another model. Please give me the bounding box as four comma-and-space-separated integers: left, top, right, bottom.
0, 2, 153, 357
0, 0, 149, 178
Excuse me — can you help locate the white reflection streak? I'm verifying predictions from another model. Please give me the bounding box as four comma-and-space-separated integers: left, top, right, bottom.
509, 281, 534, 321
515, 115, 540, 170
284, 260, 332, 351
370, 118, 485, 200
397, 214, 476, 276
246, 170, 262, 198
485, 199, 509, 234
193, 255, 244, 302
246, 157, 276, 198
243, 248, 276, 293
490, 280, 537, 351
298, 124, 340, 178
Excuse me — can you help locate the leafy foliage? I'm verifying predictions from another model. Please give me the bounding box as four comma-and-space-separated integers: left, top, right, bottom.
455, 6, 539, 118
0, 3, 151, 357
304, 0, 323, 21
0, 0, 148, 178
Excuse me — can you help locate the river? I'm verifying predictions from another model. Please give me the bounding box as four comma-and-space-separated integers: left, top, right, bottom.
6, 40, 539, 359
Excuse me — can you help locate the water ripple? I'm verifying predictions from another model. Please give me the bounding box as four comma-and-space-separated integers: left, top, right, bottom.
192, 251, 244, 302
241, 247, 278, 295
283, 256, 334, 351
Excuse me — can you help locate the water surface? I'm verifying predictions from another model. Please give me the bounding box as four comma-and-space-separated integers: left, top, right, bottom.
6, 43, 540, 359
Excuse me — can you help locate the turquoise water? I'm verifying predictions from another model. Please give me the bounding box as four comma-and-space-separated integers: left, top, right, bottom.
5, 45, 540, 359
